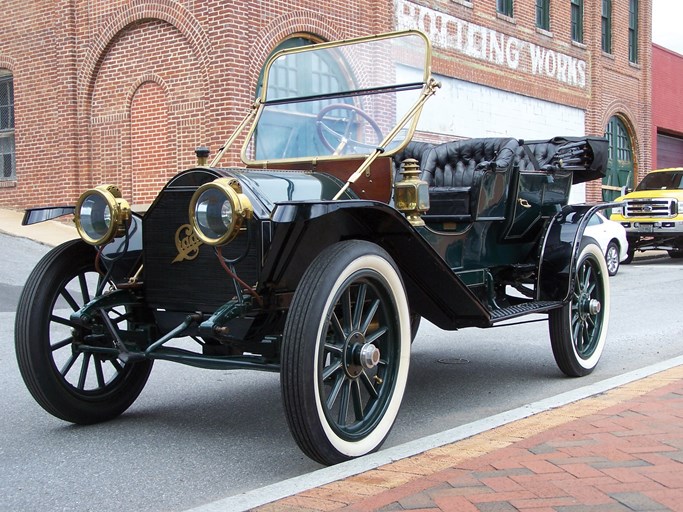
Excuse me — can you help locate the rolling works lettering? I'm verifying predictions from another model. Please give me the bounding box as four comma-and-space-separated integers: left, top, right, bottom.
395, 0, 587, 89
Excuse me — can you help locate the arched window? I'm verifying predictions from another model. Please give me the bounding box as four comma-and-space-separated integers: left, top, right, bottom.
0, 70, 15, 181
256, 35, 321, 99
254, 34, 354, 158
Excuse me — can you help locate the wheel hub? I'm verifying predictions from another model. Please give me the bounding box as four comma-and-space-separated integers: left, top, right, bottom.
588, 298, 601, 315
359, 343, 381, 369
578, 292, 601, 320
343, 331, 380, 378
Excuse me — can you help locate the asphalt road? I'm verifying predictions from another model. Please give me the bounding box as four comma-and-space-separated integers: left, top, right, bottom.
1, 233, 682, 511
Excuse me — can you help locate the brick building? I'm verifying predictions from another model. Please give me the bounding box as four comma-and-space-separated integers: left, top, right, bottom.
0, 0, 651, 208
652, 44, 683, 169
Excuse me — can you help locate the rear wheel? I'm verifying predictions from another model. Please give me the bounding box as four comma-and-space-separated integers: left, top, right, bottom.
668, 249, 683, 259
15, 240, 153, 424
549, 241, 609, 377
281, 240, 410, 465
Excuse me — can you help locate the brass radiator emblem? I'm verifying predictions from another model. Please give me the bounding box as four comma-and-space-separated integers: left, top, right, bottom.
173, 224, 203, 263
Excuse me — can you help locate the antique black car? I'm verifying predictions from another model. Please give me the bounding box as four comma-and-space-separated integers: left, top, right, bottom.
16, 31, 613, 466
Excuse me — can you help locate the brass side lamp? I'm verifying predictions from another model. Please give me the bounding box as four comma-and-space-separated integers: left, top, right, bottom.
394, 158, 430, 226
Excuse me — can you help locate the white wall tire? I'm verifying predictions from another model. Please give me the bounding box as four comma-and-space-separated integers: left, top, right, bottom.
549, 241, 610, 377
281, 240, 410, 465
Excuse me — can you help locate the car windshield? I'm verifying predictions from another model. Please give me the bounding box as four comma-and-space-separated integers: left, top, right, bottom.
242, 31, 431, 164
636, 171, 683, 191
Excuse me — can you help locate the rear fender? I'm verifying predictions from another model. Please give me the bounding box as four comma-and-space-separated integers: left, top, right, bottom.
260, 200, 491, 329
537, 202, 621, 302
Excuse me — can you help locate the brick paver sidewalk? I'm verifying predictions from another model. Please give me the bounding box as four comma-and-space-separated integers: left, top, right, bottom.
257, 366, 683, 511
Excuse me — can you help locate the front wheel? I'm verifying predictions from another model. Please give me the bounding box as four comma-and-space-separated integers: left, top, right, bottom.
549, 241, 610, 377
281, 241, 411, 465
668, 249, 683, 259
15, 240, 153, 424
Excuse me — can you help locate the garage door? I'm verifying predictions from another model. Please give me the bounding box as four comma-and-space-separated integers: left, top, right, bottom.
657, 133, 683, 168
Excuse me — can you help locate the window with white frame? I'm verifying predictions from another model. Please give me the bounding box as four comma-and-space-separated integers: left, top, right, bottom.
601, 0, 612, 53
497, 0, 513, 17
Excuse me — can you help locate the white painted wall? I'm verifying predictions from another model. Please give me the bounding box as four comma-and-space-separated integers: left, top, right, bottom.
420, 73, 585, 139
416, 74, 588, 202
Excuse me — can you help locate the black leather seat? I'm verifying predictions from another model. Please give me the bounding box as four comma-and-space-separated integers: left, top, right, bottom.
420, 138, 519, 219
392, 141, 435, 182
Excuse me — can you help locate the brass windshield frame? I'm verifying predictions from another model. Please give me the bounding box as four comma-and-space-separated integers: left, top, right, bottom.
235, 30, 433, 167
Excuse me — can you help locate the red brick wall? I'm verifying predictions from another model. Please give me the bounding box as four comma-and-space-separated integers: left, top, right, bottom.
0, 2, 79, 206
652, 44, 683, 167
0, 0, 387, 208
130, 81, 172, 204
590, 0, 652, 192
0, 0, 651, 208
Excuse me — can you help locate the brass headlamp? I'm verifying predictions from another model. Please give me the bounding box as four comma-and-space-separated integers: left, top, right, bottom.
188, 177, 253, 246
74, 184, 131, 245
394, 158, 430, 226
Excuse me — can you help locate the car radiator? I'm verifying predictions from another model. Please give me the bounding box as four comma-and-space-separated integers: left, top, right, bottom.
142, 185, 260, 312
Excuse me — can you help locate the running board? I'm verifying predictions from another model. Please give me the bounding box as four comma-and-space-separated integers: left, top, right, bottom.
490, 300, 562, 324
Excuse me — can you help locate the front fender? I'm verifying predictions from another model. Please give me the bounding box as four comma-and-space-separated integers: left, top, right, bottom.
537, 202, 622, 302
22, 206, 143, 284
22, 206, 76, 225
260, 200, 491, 329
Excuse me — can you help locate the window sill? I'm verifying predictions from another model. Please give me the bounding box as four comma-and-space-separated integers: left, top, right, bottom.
451, 0, 473, 8
571, 40, 587, 50
629, 61, 641, 69
602, 51, 615, 60
0, 179, 17, 188
496, 12, 515, 24
535, 27, 553, 38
